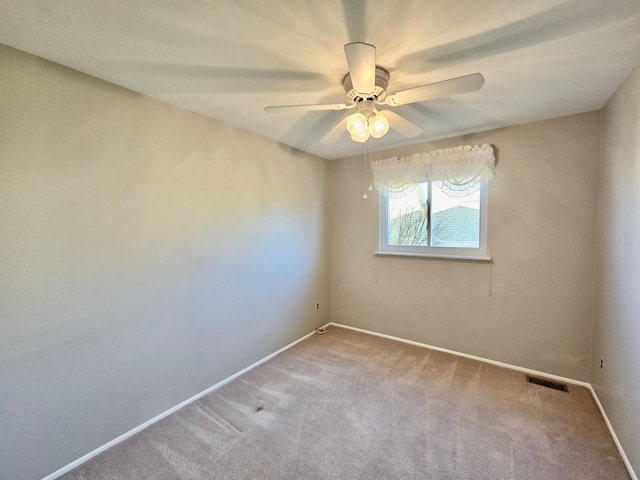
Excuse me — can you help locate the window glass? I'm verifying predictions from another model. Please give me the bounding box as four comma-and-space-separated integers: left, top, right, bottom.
379, 180, 488, 258
430, 181, 480, 248
388, 183, 428, 246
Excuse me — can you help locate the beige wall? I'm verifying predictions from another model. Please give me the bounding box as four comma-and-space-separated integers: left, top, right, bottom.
591, 61, 640, 475
0, 44, 330, 480
330, 112, 601, 382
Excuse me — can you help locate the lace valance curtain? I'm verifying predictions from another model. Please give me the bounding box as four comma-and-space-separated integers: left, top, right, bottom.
371, 144, 495, 198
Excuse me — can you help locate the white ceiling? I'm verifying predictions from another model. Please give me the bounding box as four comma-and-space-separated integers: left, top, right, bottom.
2, 0, 640, 160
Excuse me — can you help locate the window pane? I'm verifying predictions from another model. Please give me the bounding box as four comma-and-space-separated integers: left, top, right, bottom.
387, 183, 428, 246
431, 181, 480, 248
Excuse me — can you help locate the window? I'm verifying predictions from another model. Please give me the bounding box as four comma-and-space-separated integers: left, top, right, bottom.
371, 144, 494, 259
378, 180, 489, 259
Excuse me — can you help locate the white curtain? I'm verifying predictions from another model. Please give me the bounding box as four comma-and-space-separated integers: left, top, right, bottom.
371, 144, 495, 198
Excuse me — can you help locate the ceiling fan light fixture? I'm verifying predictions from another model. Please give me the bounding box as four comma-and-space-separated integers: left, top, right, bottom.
368, 112, 389, 138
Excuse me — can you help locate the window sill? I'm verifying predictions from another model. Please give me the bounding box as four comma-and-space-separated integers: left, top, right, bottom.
374, 251, 492, 262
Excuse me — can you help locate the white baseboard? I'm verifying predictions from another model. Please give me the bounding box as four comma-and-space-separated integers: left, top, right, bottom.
329, 323, 590, 388
41, 329, 317, 480
329, 322, 637, 480
588, 385, 638, 480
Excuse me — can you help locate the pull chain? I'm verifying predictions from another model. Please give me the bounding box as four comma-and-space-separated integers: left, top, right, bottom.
363, 139, 369, 199
368, 135, 374, 192
363, 136, 374, 199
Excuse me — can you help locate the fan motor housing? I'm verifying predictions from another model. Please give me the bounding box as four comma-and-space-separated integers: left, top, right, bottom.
343, 67, 389, 104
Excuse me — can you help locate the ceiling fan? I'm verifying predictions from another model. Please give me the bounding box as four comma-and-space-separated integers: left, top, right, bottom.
264, 42, 484, 144
264, 42, 484, 143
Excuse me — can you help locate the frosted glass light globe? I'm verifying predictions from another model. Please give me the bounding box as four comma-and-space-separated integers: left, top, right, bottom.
351, 130, 370, 143
347, 113, 368, 136
368, 113, 390, 138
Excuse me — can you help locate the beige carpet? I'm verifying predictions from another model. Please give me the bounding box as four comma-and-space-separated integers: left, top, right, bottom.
60, 326, 629, 479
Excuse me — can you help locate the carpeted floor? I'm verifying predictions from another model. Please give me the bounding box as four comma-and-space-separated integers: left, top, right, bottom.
60, 326, 630, 479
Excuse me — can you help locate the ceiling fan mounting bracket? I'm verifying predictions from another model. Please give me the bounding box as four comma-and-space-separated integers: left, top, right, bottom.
343, 67, 389, 105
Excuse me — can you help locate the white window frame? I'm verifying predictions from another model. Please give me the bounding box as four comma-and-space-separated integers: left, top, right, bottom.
376, 181, 490, 261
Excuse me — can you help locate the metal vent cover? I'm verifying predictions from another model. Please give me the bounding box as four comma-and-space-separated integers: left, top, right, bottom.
526, 375, 569, 392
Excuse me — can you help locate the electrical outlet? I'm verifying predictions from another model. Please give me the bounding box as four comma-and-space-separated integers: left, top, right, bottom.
600, 356, 604, 370
316, 303, 320, 310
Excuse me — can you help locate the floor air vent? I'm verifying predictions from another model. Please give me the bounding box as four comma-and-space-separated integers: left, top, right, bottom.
526, 375, 569, 392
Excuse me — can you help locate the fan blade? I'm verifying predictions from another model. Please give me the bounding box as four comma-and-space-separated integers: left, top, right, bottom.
385, 73, 485, 106
342, 0, 367, 43
381, 110, 424, 138
320, 116, 349, 144
264, 103, 352, 113
344, 42, 376, 95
